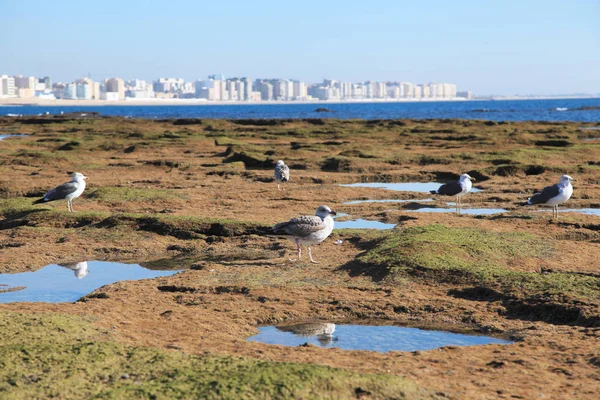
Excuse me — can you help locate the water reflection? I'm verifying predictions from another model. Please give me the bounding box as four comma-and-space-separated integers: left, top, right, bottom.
248, 322, 512, 352
0, 261, 179, 303
277, 323, 336, 345
334, 219, 396, 230
344, 198, 434, 205
406, 207, 507, 215
0, 134, 28, 140
341, 182, 483, 193
58, 261, 89, 279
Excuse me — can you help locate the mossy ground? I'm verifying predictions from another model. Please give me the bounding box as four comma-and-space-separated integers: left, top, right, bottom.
1, 116, 599, 398
0, 311, 429, 400
358, 224, 600, 300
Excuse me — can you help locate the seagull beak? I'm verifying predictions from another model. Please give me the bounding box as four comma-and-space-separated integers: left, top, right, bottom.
470, 177, 476, 181
330, 210, 337, 216
83, 176, 89, 180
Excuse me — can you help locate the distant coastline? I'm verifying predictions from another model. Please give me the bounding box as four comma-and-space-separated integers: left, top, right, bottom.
1, 95, 598, 107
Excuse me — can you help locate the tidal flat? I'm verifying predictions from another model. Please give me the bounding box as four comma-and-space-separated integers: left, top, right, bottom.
0, 115, 599, 399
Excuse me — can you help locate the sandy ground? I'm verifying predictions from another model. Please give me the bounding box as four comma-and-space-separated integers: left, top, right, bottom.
0, 116, 599, 399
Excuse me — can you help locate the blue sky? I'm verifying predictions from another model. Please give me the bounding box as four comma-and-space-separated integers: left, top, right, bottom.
1, 0, 599, 95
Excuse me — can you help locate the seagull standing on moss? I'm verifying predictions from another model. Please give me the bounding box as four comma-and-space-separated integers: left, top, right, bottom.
430, 173, 475, 214
273, 205, 336, 264
274, 160, 290, 190
33, 172, 88, 212
523, 174, 574, 219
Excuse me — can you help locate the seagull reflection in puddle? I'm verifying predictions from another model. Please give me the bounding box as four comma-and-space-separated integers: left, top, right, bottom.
58, 261, 89, 279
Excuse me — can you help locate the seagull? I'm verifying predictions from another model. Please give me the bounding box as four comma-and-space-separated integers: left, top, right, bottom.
274, 160, 290, 190
523, 175, 575, 218
273, 205, 336, 264
58, 261, 89, 279
430, 173, 475, 214
33, 172, 88, 212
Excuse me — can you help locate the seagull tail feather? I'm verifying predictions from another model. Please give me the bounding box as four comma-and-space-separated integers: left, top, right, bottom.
32, 198, 47, 205
429, 190, 438, 195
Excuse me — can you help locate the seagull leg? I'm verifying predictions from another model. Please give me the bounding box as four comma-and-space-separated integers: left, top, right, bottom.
288, 240, 301, 262
308, 246, 319, 264
67, 200, 72, 212
277, 183, 281, 191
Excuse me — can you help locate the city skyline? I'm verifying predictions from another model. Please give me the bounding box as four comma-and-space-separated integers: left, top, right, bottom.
0, 73, 466, 102
1, 1, 599, 96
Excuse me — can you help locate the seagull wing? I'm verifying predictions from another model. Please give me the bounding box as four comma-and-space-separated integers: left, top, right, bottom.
43, 182, 79, 201
434, 181, 462, 196
527, 184, 560, 205
274, 164, 290, 182
273, 215, 325, 237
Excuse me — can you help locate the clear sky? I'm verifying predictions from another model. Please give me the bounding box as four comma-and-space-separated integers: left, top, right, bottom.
1, 0, 599, 95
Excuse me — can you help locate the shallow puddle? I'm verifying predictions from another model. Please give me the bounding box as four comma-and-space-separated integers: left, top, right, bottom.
406, 207, 507, 215
0, 261, 179, 303
559, 208, 600, 216
0, 134, 27, 140
341, 182, 483, 193
344, 198, 434, 205
248, 323, 511, 352
536, 208, 600, 216
334, 219, 396, 230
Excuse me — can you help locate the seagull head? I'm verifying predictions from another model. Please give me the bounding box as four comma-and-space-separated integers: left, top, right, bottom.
72, 172, 88, 182
316, 205, 336, 218
276, 160, 285, 166
459, 173, 475, 182
560, 174, 575, 184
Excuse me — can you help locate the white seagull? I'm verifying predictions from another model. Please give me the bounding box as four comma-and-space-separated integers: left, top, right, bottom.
274, 160, 290, 190
33, 172, 88, 212
524, 174, 575, 218
273, 205, 336, 264
430, 173, 475, 214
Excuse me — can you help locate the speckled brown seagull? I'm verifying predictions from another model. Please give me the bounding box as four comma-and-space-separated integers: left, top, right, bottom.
274, 160, 290, 190
273, 205, 336, 264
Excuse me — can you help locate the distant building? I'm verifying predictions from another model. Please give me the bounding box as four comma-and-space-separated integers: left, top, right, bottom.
76, 82, 92, 100
0, 75, 16, 97
38, 76, 51, 91
401, 82, 414, 98
76, 77, 100, 100
101, 91, 120, 101
457, 91, 471, 99
14, 76, 36, 90
64, 83, 77, 99
105, 77, 125, 100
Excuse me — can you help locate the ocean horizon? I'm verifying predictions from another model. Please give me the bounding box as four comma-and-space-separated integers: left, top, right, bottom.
1, 97, 599, 122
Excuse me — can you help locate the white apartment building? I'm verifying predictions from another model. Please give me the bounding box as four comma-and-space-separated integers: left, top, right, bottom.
76, 83, 92, 100
401, 82, 414, 98
105, 77, 125, 100
293, 80, 308, 99
0, 75, 16, 97
64, 83, 77, 99
14, 76, 36, 90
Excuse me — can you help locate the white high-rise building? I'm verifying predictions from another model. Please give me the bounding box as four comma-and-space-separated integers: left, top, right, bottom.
401, 82, 414, 98
293, 80, 307, 99
0, 75, 16, 97
65, 83, 77, 99
105, 77, 125, 100
76, 82, 92, 99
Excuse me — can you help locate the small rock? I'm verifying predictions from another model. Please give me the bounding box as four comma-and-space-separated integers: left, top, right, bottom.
334, 239, 343, 245
121, 374, 130, 380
